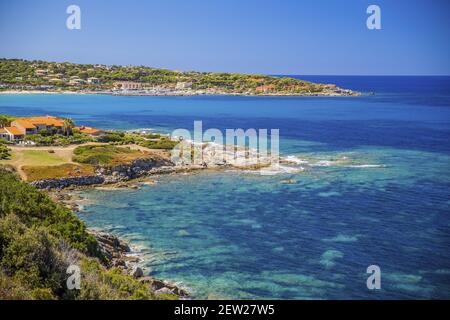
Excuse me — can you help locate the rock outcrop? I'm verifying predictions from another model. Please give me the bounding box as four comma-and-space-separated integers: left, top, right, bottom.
31, 175, 104, 189
88, 229, 189, 298
30, 157, 175, 189
89, 230, 131, 265
96, 158, 173, 183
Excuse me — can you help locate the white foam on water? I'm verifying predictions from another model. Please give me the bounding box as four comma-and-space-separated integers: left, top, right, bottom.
245, 164, 304, 175
126, 128, 156, 134
283, 155, 310, 165
311, 160, 333, 167
347, 164, 386, 168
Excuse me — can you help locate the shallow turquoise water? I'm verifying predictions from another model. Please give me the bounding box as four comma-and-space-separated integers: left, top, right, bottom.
1, 76, 449, 299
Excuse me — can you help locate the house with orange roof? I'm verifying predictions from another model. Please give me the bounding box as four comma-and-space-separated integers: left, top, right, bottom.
2, 115, 104, 142
3, 126, 25, 141
76, 126, 104, 136
10, 119, 38, 135
25, 116, 65, 133
0, 128, 10, 141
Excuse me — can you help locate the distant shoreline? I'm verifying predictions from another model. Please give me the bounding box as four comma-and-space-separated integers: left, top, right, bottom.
0, 90, 100, 95
0, 89, 361, 97
0, 58, 362, 97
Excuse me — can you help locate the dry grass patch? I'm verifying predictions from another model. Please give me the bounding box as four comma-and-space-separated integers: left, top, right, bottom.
22, 163, 95, 181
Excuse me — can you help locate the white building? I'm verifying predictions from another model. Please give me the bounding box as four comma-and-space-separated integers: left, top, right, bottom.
87, 77, 100, 84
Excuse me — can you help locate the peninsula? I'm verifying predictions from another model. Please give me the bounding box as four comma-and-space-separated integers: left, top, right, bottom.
0, 114, 277, 189
0, 58, 359, 96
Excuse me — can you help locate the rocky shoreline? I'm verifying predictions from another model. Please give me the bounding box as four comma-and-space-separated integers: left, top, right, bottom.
47, 186, 190, 299
40, 144, 283, 299
30, 141, 276, 190
30, 157, 198, 190
88, 229, 189, 298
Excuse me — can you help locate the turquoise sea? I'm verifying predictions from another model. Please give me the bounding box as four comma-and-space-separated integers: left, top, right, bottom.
1, 76, 449, 299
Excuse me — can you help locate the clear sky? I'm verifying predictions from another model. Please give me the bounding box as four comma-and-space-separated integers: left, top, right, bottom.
0, 0, 449, 75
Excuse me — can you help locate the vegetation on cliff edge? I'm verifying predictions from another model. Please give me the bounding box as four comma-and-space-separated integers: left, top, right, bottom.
0, 168, 169, 299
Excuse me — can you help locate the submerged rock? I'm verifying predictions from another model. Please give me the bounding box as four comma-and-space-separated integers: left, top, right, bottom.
281, 179, 298, 184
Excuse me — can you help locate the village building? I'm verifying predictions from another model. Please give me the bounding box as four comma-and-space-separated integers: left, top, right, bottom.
49, 78, 63, 83
10, 119, 38, 135
115, 81, 142, 90
1, 126, 25, 141
87, 77, 100, 84
9, 116, 64, 136
35, 69, 48, 76
69, 78, 86, 85
0, 128, 11, 141
175, 82, 193, 90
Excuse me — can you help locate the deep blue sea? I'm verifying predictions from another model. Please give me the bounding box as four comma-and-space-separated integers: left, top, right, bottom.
1, 76, 449, 299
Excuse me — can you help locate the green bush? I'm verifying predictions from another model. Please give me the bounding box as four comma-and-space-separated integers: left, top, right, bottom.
0, 169, 169, 300
0, 169, 99, 256
0, 144, 11, 160
25, 133, 93, 146
144, 133, 161, 139
0, 115, 16, 127
140, 138, 178, 150
96, 132, 125, 143
73, 145, 142, 166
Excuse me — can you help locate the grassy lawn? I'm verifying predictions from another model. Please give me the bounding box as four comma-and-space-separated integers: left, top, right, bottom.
20, 150, 67, 166
0, 144, 165, 181
0, 149, 66, 166
22, 163, 95, 181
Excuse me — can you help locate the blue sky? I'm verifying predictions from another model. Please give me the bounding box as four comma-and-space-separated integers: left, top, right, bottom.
0, 0, 449, 75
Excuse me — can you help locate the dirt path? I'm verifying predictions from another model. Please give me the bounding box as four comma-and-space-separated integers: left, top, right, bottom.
6, 143, 101, 180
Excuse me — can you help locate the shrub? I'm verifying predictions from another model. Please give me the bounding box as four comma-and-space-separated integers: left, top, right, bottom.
0, 169, 168, 300
73, 145, 146, 166
0, 144, 11, 160
96, 132, 125, 143
140, 138, 178, 150
0, 169, 100, 256
74, 258, 155, 300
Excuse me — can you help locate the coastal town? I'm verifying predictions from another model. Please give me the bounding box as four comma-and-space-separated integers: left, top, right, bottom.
0, 58, 360, 96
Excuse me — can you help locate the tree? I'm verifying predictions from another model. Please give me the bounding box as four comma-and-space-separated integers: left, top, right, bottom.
0, 115, 13, 128
62, 118, 75, 136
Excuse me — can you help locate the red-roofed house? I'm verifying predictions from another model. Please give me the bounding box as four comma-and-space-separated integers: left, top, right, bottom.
76, 126, 104, 136
2, 115, 103, 142
4, 126, 25, 141
0, 128, 10, 141
11, 119, 38, 135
